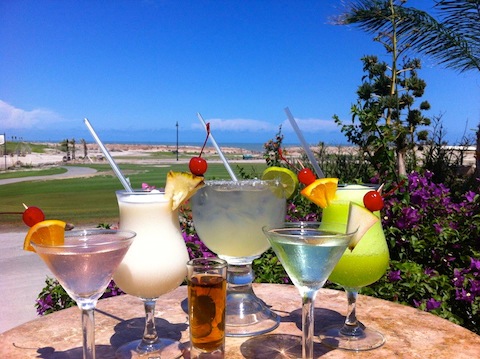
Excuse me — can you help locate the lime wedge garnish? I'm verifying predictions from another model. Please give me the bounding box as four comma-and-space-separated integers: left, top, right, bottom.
261, 167, 298, 199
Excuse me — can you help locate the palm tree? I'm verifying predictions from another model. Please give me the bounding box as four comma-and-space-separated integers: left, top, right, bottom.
335, 0, 479, 72
335, 0, 479, 176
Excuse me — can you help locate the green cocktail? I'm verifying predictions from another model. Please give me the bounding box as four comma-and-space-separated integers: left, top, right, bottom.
319, 184, 389, 351
323, 186, 389, 288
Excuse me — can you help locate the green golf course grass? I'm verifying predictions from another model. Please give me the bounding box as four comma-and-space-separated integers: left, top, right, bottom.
0, 162, 267, 230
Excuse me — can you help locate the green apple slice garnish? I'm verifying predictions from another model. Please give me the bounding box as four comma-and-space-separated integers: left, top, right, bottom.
347, 202, 379, 250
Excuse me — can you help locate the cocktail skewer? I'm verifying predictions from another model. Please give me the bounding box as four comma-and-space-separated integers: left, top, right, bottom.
197, 112, 238, 181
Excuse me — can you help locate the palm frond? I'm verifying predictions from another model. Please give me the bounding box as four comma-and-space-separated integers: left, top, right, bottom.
336, 0, 480, 72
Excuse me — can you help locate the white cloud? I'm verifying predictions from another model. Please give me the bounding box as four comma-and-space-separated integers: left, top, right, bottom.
191, 118, 277, 132
0, 100, 63, 129
281, 117, 339, 133
189, 116, 338, 135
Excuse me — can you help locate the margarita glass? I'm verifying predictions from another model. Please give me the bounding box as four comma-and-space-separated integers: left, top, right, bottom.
114, 190, 190, 358
191, 179, 286, 337
31, 229, 135, 359
319, 184, 390, 351
263, 223, 355, 359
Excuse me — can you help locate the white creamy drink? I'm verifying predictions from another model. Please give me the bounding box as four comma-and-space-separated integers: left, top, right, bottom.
113, 191, 189, 299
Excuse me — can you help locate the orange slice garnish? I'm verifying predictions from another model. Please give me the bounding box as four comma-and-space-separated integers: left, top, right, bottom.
23, 220, 67, 252
300, 178, 339, 208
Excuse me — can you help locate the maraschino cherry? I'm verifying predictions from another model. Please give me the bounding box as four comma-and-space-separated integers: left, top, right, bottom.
363, 190, 384, 212
278, 150, 317, 186
189, 122, 210, 176
22, 204, 45, 227
298, 168, 316, 186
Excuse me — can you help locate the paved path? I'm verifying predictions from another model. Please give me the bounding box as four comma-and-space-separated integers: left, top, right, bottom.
0, 231, 53, 333
0, 166, 98, 333
0, 166, 97, 186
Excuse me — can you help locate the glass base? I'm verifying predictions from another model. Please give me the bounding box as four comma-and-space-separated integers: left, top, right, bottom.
115, 338, 183, 358
225, 291, 280, 337
319, 324, 386, 351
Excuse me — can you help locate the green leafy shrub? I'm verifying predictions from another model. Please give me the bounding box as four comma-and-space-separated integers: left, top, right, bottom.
360, 171, 480, 333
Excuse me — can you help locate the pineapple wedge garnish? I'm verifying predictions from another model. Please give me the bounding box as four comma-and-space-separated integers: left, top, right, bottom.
165, 171, 205, 210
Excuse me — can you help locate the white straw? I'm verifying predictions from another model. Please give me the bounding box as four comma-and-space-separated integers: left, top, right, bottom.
284, 107, 325, 178
84, 118, 134, 192
196, 113, 238, 181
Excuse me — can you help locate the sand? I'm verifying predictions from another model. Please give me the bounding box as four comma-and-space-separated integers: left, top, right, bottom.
0, 141, 475, 169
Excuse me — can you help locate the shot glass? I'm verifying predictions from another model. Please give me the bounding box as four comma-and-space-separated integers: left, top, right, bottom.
187, 257, 227, 358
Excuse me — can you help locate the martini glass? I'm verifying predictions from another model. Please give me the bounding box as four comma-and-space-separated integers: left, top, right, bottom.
263, 222, 355, 359
31, 228, 135, 359
114, 190, 190, 358
319, 184, 390, 351
191, 179, 286, 337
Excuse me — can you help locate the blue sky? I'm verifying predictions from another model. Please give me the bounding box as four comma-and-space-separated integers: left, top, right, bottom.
1, 0, 479, 146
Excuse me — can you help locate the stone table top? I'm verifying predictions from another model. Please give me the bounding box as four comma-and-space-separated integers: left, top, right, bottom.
0, 283, 479, 358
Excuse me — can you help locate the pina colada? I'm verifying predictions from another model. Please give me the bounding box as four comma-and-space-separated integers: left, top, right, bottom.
113, 191, 189, 299
322, 185, 389, 289
115, 171, 203, 358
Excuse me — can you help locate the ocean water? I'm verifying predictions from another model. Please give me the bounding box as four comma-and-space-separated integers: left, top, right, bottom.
105, 141, 268, 153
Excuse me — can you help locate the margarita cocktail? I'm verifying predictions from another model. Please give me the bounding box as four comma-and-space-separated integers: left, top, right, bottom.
114, 190, 189, 358
191, 180, 286, 336
31, 229, 135, 359
319, 184, 390, 351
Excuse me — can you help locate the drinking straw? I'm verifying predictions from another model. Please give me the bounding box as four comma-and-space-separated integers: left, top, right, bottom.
83, 118, 134, 192
284, 107, 325, 178
196, 113, 238, 181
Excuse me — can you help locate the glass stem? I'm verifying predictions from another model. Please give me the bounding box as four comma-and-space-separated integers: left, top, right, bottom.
302, 290, 317, 359
81, 308, 95, 359
227, 263, 254, 292
138, 299, 159, 353
340, 289, 364, 338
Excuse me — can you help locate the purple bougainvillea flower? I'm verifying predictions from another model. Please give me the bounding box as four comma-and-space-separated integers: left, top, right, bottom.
470, 258, 480, 272
141, 182, 156, 191
425, 298, 442, 311
465, 191, 476, 202
36, 293, 54, 315
424, 268, 437, 277
396, 207, 421, 229
388, 270, 402, 282
433, 223, 443, 234
470, 279, 480, 296
455, 288, 474, 303
453, 268, 465, 287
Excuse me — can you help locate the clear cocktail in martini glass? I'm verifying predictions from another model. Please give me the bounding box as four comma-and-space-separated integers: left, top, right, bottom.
31, 228, 135, 359
263, 222, 355, 359
191, 179, 286, 336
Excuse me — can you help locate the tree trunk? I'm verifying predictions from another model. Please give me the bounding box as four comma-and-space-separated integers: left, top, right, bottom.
475, 123, 480, 178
